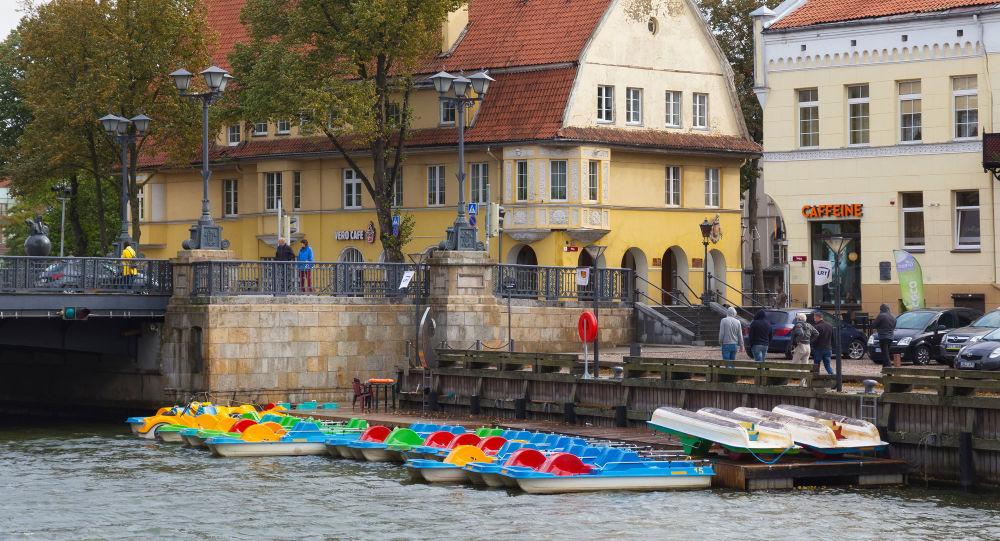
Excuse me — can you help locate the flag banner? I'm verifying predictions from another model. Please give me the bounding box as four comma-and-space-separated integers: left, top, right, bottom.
576, 268, 590, 286
813, 260, 833, 286
894, 250, 925, 310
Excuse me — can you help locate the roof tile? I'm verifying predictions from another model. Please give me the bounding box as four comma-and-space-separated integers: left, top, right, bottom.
771, 0, 1000, 29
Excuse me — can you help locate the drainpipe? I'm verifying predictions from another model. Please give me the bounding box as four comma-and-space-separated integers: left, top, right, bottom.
486, 146, 502, 261
977, 14, 1000, 292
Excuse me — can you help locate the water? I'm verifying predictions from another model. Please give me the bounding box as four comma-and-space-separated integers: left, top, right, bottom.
3, 423, 1000, 541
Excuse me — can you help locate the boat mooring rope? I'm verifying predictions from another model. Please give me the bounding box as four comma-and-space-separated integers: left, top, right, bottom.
743, 444, 796, 465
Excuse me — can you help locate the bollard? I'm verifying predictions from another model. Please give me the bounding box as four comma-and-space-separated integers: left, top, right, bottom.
960, 431, 975, 491
470, 395, 481, 415
428, 390, 439, 412
614, 405, 628, 427
563, 402, 576, 424
514, 398, 527, 419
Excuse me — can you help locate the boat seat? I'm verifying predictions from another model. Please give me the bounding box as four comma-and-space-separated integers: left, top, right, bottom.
229, 419, 257, 433
503, 448, 546, 469
477, 436, 507, 454
358, 425, 392, 443
289, 422, 322, 434
241, 424, 281, 442
448, 426, 466, 434
528, 433, 550, 444
422, 431, 456, 448
383, 428, 424, 447
448, 433, 481, 449
540, 453, 593, 476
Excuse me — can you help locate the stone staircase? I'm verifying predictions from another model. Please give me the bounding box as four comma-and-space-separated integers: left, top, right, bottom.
651, 305, 725, 346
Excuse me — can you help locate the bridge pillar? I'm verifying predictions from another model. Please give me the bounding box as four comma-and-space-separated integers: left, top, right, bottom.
424, 251, 503, 352
169, 249, 236, 297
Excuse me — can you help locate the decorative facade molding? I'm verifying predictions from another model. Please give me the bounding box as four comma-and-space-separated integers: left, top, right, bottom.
504, 161, 512, 203
507, 230, 549, 243
764, 141, 982, 162
550, 209, 569, 225
569, 160, 579, 200
567, 229, 609, 244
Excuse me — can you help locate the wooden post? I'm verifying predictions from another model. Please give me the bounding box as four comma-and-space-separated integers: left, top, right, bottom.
960, 431, 975, 490
614, 405, 627, 427
563, 402, 576, 424
514, 398, 527, 419
470, 394, 481, 415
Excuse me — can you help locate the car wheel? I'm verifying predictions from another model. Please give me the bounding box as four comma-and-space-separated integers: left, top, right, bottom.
846, 339, 866, 360
913, 345, 931, 366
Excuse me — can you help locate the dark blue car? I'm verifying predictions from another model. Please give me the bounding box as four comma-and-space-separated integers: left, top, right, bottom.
752, 308, 868, 360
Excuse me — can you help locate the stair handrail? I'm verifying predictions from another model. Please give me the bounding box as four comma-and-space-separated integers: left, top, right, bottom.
633, 276, 699, 331
710, 273, 769, 311
674, 274, 701, 305
636, 274, 694, 308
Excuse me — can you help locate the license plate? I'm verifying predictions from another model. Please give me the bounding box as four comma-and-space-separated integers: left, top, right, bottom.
873, 348, 880, 353
958, 361, 976, 369
947, 347, 961, 351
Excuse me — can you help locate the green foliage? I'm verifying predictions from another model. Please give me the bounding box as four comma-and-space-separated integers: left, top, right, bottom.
230, 0, 464, 262
379, 212, 416, 260
0, 32, 29, 171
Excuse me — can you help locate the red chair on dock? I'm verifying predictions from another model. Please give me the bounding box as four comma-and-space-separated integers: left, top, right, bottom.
352, 378, 373, 412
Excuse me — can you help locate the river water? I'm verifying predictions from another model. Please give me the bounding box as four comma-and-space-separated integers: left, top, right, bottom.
3, 422, 1000, 541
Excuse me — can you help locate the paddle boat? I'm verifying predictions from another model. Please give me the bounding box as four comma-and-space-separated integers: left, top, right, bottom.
358, 427, 426, 462
334, 425, 392, 459
206, 421, 342, 457
406, 445, 494, 483
773, 404, 887, 451
501, 449, 714, 494
647, 406, 795, 457
733, 406, 888, 455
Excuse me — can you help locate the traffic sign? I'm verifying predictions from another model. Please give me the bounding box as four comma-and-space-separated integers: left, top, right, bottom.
467, 202, 478, 215
391, 214, 400, 237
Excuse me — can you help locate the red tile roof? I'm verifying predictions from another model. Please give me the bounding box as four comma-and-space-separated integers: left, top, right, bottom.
554, 127, 761, 155
771, 0, 1000, 29
425, 0, 612, 72
205, 0, 247, 70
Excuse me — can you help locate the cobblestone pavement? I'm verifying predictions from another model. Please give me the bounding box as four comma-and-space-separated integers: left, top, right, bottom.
587, 345, 949, 377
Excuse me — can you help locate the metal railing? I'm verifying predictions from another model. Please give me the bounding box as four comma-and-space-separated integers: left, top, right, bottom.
190, 260, 428, 298
634, 275, 699, 331
674, 275, 700, 305
494, 264, 632, 302
0, 256, 173, 295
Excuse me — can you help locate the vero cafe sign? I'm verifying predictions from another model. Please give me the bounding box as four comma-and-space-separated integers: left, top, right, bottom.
801, 204, 863, 219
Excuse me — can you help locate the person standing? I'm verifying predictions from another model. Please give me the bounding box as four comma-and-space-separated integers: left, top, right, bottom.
790, 312, 818, 363
873, 303, 897, 368
120, 241, 138, 288
297, 238, 314, 292
274, 237, 295, 293
811, 313, 834, 375
718, 306, 744, 367
747, 311, 773, 363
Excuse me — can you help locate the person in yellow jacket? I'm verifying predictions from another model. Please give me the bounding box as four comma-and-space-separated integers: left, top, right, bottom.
120, 241, 138, 286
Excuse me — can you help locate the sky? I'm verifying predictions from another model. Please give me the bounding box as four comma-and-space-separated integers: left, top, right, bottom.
0, 0, 27, 41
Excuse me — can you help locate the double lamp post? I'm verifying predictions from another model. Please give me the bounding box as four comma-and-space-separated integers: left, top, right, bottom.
98, 113, 151, 256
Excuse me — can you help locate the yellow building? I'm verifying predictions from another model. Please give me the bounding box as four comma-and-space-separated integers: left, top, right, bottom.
753, 0, 1000, 315
139, 0, 759, 303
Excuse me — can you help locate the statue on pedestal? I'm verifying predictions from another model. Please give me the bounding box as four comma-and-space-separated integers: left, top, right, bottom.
24, 215, 52, 256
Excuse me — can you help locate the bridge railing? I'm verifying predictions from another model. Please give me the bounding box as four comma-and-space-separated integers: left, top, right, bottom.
190, 260, 428, 299
0, 256, 173, 295
493, 264, 632, 302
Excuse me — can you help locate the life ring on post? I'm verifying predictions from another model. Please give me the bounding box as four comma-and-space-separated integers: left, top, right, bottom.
578, 311, 598, 343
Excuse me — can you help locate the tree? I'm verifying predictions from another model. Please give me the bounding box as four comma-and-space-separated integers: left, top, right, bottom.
230, 0, 464, 262
0, 32, 30, 171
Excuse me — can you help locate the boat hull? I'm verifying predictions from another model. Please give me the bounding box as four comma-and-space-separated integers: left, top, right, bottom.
360, 447, 404, 463
419, 466, 468, 484
514, 474, 711, 494
136, 423, 167, 440
156, 430, 184, 443
208, 442, 328, 458
464, 470, 487, 486
481, 473, 507, 488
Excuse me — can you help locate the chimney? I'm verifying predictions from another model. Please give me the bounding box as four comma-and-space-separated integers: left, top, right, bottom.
750, 6, 776, 108
441, 4, 470, 54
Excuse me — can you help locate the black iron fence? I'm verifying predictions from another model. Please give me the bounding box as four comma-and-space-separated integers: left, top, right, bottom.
0, 256, 173, 295
494, 264, 632, 302
190, 260, 428, 299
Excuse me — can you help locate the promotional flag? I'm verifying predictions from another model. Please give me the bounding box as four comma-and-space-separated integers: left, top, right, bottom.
576, 268, 590, 286
894, 250, 925, 310
813, 260, 833, 286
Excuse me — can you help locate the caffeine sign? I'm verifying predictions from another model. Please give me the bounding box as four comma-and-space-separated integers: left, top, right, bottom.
801, 204, 863, 219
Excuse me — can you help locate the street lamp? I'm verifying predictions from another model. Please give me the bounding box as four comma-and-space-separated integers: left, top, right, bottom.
99, 113, 151, 256
823, 234, 851, 392
699, 218, 713, 304
51, 184, 71, 257
586, 244, 607, 379
170, 65, 231, 250
429, 70, 494, 250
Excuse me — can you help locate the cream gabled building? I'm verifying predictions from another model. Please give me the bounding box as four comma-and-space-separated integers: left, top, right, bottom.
753, 0, 1000, 315
139, 0, 759, 304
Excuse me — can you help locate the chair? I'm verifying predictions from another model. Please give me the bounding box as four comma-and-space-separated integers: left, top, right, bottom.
352, 378, 373, 411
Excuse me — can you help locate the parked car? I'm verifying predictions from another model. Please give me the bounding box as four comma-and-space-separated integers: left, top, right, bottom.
753, 308, 868, 360
952, 327, 1000, 370
939, 309, 1000, 365
34, 259, 153, 291
868, 307, 983, 365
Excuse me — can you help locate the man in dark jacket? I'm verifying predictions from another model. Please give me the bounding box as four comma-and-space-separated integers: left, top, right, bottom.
274, 237, 295, 293
747, 311, 772, 363
812, 313, 834, 375
873, 304, 897, 368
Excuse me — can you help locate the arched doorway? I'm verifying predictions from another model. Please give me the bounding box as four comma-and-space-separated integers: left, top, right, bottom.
709, 248, 727, 302
512, 245, 537, 266
660, 246, 689, 304
621, 248, 648, 300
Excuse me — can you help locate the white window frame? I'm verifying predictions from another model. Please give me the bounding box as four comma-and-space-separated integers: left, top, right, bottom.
427, 165, 445, 206
693, 93, 709, 129
439, 100, 456, 125
135, 187, 145, 222
847, 84, 870, 146
953, 76, 979, 141
223, 179, 238, 217
252, 121, 268, 136
227, 124, 241, 146
470, 163, 489, 205
626, 87, 643, 125
597, 85, 614, 123
665, 166, 681, 207
898, 81, 922, 144
549, 160, 568, 201
264, 171, 282, 212
293, 171, 302, 210
392, 170, 403, 208
276, 119, 290, 135
797, 88, 819, 148
900, 192, 924, 250
343, 169, 362, 209
665, 90, 682, 128
516, 160, 528, 202
587, 160, 600, 202
955, 190, 981, 249
704, 168, 720, 208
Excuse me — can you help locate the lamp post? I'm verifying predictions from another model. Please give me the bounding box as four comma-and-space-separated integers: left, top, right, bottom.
823, 234, 851, 392
99, 113, 151, 256
429, 70, 494, 251
170, 66, 232, 250
699, 218, 713, 304
52, 184, 71, 257
586, 244, 607, 379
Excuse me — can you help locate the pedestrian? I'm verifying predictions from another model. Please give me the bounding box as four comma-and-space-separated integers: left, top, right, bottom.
274, 237, 295, 293
811, 312, 834, 375
120, 240, 138, 288
747, 310, 773, 363
297, 238, 314, 292
873, 303, 897, 368
790, 312, 818, 363
718, 306, 744, 367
